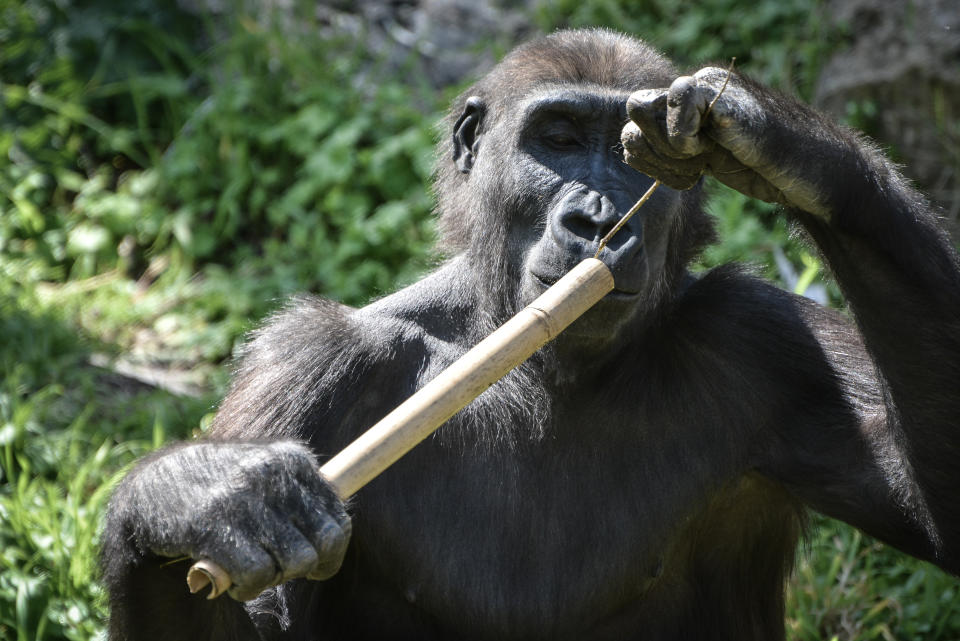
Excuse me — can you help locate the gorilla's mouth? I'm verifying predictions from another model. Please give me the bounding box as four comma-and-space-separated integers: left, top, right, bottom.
531, 272, 640, 300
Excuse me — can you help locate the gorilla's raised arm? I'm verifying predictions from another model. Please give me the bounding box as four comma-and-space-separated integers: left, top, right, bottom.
623, 68, 960, 569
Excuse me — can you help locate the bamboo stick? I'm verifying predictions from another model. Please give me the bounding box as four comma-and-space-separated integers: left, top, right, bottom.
186, 257, 615, 599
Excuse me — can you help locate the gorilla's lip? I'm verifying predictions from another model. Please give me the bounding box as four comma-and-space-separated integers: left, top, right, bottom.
531, 272, 640, 300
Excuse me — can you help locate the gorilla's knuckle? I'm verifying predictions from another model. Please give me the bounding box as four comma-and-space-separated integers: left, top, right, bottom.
309, 536, 349, 580
233, 555, 278, 592
334, 507, 352, 533
307, 558, 345, 582
626, 88, 665, 117
322, 520, 351, 552
626, 88, 658, 106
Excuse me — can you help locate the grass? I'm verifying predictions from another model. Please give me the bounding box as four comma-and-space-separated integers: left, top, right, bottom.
789, 517, 960, 640
0, 273, 216, 640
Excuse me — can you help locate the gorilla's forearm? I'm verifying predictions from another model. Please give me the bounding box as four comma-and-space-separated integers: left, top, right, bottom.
781, 96, 960, 560
799, 173, 960, 564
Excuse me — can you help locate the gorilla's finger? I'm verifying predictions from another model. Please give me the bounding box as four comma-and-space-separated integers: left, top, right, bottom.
288, 468, 351, 533
284, 474, 351, 581
623, 149, 703, 191
665, 75, 713, 157
626, 88, 666, 126
625, 89, 676, 155
305, 522, 351, 581
621, 121, 675, 164
261, 514, 322, 584
221, 540, 279, 602
627, 88, 709, 161
622, 122, 704, 190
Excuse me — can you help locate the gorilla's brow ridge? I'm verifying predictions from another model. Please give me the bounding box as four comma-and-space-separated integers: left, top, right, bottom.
520, 88, 632, 114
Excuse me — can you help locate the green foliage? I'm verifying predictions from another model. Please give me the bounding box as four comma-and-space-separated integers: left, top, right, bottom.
789, 516, 960, 641
148, 22, 438, 306
0, 0, 202, 275
0, 269, 215, 640
1, 2, 440, 638
2, 0, 439, 338
535, 0, 841, 99
696, 179, 840, 302
0, 376, 211, 641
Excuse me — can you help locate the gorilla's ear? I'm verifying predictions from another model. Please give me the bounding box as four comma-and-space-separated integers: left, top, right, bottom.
452, 96, 486, 174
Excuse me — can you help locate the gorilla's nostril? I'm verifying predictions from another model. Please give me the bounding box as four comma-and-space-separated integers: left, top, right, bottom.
596, 216, 618, 239
564, 212, 599, 241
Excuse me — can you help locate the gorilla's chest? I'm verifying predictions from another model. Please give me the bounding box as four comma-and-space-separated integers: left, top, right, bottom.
351, 399, 737, 635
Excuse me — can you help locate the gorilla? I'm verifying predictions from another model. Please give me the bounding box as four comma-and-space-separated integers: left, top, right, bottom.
101, 29, 960, 641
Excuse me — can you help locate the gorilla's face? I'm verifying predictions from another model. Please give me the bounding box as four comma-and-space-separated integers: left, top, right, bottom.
453, 86, 687, 343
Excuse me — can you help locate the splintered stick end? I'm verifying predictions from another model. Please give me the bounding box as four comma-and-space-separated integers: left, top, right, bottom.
187, 560, 231, 600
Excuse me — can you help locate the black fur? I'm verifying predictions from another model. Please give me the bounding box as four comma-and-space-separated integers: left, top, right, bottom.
101, 29, 960, 640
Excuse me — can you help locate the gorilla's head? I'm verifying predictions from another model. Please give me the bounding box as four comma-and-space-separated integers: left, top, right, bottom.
433, 29, 714, 344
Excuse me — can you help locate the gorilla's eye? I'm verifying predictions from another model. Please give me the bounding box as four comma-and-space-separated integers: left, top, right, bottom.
534, 114, 583, 151
544, 133, 580, 149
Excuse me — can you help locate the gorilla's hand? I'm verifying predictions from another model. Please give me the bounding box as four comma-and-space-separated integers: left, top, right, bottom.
109, 440, 351, 601
621, 67, 831, 218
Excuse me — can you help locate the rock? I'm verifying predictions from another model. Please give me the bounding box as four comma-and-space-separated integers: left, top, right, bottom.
315, 0, 536, 88
816, 0, 960, 226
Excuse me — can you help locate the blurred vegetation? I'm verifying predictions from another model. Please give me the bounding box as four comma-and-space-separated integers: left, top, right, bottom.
0, 0, 956, 639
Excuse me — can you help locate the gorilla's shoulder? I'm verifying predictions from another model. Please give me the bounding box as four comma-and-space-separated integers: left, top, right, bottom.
682, 264, 823, 317
359, 257, 480, 347
236, 260, 475, 376
243, 294, 421, 366
673, 264, 847, 351
216, 293, 436, 440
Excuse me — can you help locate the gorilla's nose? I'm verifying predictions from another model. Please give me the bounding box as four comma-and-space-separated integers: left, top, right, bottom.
551, 189, 640, 256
